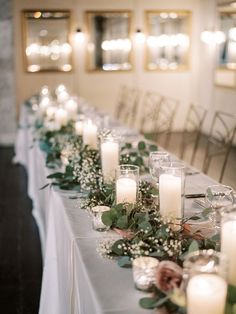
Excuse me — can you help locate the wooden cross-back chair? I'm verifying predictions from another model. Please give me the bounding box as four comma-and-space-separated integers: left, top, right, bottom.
154, 97, 179, 148
114, 85, 140, 128
202, 111, 236, 183
180, 104, 208, 164
139, 91, 163, 135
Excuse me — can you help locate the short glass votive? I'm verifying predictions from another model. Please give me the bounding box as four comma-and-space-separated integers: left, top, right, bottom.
221, 204, 236, 286
159, 162, 185, 224
149, 151, 170, 183
132, 257, 159, 291
90, 206, 110, 232
183, 250, 228, 314
100, 135, 120, 183
205, 185, 234, 229
116, 164, 139, 204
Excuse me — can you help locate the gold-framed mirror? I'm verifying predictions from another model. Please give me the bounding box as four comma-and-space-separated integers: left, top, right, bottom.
22, 10, 72, 73
145, 10, 191, 71
85, 10, 133, 72
215, 5, 236, 88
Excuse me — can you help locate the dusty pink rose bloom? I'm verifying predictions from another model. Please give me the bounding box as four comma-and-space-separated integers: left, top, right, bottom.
155, 261, 183, 293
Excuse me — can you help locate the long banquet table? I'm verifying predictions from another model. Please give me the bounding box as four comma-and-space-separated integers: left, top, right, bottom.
14, 103, 219, 314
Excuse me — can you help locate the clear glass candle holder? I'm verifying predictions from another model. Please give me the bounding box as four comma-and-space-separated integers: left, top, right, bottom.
183, 250, 228, 314
116, 164, 139, 204
149, 151, 170, 183
132, 257, 159, 291
159, 162, 185, 226
82, 119, 98, 149
205, 185, 234, 230
100, 135, 120, 183
74, 114, 85, 136
90, 206, 111, 232
221, 204, 236, 286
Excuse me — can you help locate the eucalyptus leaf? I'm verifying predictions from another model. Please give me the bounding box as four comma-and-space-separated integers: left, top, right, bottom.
111, 240, 124, 255
39, 141, 51, 153
202, 207, 212, 218
139, 221, 152, 232
101, 211, 113, 226
47, 172, 64, 179
138, 141, 146, 151
139, 296, 169, 309
149, 251, 164, 257
188, 240, 199, 253
149, 144, 158, 151
227, 285, 236, 304
116, 216, 128, 229
117, 256, 132, 268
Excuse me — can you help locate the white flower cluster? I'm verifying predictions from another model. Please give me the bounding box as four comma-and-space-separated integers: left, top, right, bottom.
97, 239, 114, 259
72, 150, 103, 190
61, 139, 82, 162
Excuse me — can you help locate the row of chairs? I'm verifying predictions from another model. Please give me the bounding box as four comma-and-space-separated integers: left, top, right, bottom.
114, 85, 236, 183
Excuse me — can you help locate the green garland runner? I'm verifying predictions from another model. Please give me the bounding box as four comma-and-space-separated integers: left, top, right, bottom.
31, 109, 236, 314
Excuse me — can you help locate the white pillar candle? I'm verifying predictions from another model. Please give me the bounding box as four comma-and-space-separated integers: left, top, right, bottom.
46, 106, 56, 120
187, 274, 227, 314
57, 90, 69, 103
75, 121, 84, 136
39, 96, 50, 113
55, 108, 69, 127
65, 99, 78, 119
116, 177, 137, 204
101, 141, 119, 183
82, 120, 98, 149
221, 220, 236, 286
159, 174, 182, 219
40, 85, 50, 96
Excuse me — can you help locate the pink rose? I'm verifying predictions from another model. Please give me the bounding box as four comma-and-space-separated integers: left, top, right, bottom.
155, 261, 183, 293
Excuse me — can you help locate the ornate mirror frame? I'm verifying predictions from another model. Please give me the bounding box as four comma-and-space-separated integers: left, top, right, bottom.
215, 5, 236, 89
85, 10, 133, 72
22, 10, 72, 73
145, 10, 191, 71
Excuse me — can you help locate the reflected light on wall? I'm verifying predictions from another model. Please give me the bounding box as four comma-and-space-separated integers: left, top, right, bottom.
26, 41, 72, 57
61, 64, 72, 71
101, 38, 131, 51
147, 33, 189, 48
201, 30, 226, 45
28, 65, 40, 72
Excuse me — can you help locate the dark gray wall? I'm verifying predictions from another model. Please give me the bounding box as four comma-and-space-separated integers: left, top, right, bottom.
0, 0, 16, 145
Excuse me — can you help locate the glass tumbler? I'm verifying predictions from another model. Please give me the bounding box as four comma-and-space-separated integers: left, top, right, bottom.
184, 250, 228, 314
205, 184, 234, 229
116, 164, 139, 204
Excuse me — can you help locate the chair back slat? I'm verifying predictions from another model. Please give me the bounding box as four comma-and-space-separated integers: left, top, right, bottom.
179, 104, 208, 163
203, 111, 236, 182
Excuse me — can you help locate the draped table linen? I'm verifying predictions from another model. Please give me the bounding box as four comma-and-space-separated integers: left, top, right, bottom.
15, 104, 218, 314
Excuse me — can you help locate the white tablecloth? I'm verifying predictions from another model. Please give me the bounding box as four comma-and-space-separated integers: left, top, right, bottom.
14, 105, 218, 314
